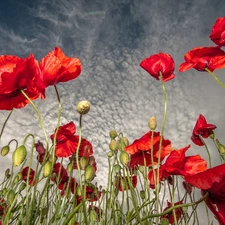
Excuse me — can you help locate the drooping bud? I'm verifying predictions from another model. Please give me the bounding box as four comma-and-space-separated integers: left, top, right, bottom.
14, 172, 22, 184
119, 151, 130, 166
107, 151, 114, 158
43, 161, 52, 177
80, 156, 88, 170
1, 145, 10, 156
84, 165, 95, 182
148, 116, 157, 130
12, 145, 27, 167
109, 130, 117, 139
109, 139, 119, 151
76, 100, 90, 115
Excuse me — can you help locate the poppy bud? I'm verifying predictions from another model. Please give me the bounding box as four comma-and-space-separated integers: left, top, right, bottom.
209, 131, 215, 139
109, 130, 117, 139
12, 145, 27, 167
19, 182, 27, 192
5, 168, 10, 177
109, 139, 119, 151
119, 151, 130, 166
140, 190, 145, 200
113, 164, 121, 174
7, 189, 15, 205
219, 143, 225, 154
148, 116, 157, 130
76, 100, 90, 115
84, 165, 95, 182
67, 162, 73, 173
80, 156, 88, 170
43, 161, 52, 177
14, 172, 22, 184
1, 145, 10, 156
107, 151, 114, 158
123, 136, 129, 147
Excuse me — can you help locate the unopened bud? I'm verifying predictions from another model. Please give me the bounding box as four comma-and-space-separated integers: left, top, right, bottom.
12, 145, 27, 167
148, 116, 157, 130
119, 151, 130, 166
80, 156, 88, 170
109, 130, 117, 139
109, 140, 119, 151
76, 100, 90, 115
43, 161, 52, 177
7, 189, 15, 205
1, 145, 10, 156
84, 165, 95, 182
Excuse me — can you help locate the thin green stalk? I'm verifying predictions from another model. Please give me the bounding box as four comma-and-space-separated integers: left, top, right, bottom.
133, 192, 209, 225
76, 114, 88, 225
199, 135, 212, 168
0, 109, 13, 140
205, 68, 225, 89
20, 90, 49, 150
155, 72, 167, 219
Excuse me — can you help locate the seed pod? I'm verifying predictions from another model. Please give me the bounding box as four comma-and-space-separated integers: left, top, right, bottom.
109, 130, 117, 139
7, 189, 15, 205
43, 161, 52, 177
1, 145, 10, 156
109, 139, 118, 151
119, 151, 130, 166
76, 100, 90, 115
12, 145, 27, 167
84, 165, 95, 182
148, 116, 157, 130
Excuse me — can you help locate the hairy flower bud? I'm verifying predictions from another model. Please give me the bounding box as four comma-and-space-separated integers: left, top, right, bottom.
148, 116, 157, 130
80, 156, 88, 170
120, 151, 130, 166
109, 130, 118, 139
109, 139, 119, 151
76, 100, 90, 115
12, 145, 27, 167
43, 161, 52, 177
1, 145, 10, 156
84, 165, 95, 182
7, 189, 15, 205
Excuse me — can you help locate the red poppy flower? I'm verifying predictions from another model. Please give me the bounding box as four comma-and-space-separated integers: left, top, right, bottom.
125, 131, 172, 167
39, 47, 82, 88
117, 175, 138, 192
0, 54, 45, 110
185, 164, 225, 225
161, 200, 183, 224
179, 46, 225, 72
191, 114, 216, 146
51, 122, 78, 157
21, 167, 36, 186
140, 53, 175, 82
51, 162, 69, 184
148, 145, 207, 187
209, 17, 225, 46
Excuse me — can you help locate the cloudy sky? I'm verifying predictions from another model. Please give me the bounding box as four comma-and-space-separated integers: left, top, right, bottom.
0, 0, 225, 223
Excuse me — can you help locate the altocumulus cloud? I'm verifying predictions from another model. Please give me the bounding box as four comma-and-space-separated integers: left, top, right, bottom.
0, 1, 225, 223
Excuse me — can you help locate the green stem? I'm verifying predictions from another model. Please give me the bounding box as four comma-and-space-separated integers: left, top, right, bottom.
20, 90, 49, 150
155, 72, 167, 218
0, 109, 13, 140
205, 68, 225, 89
133, 192, 209, 225
199, 135, 212, 168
